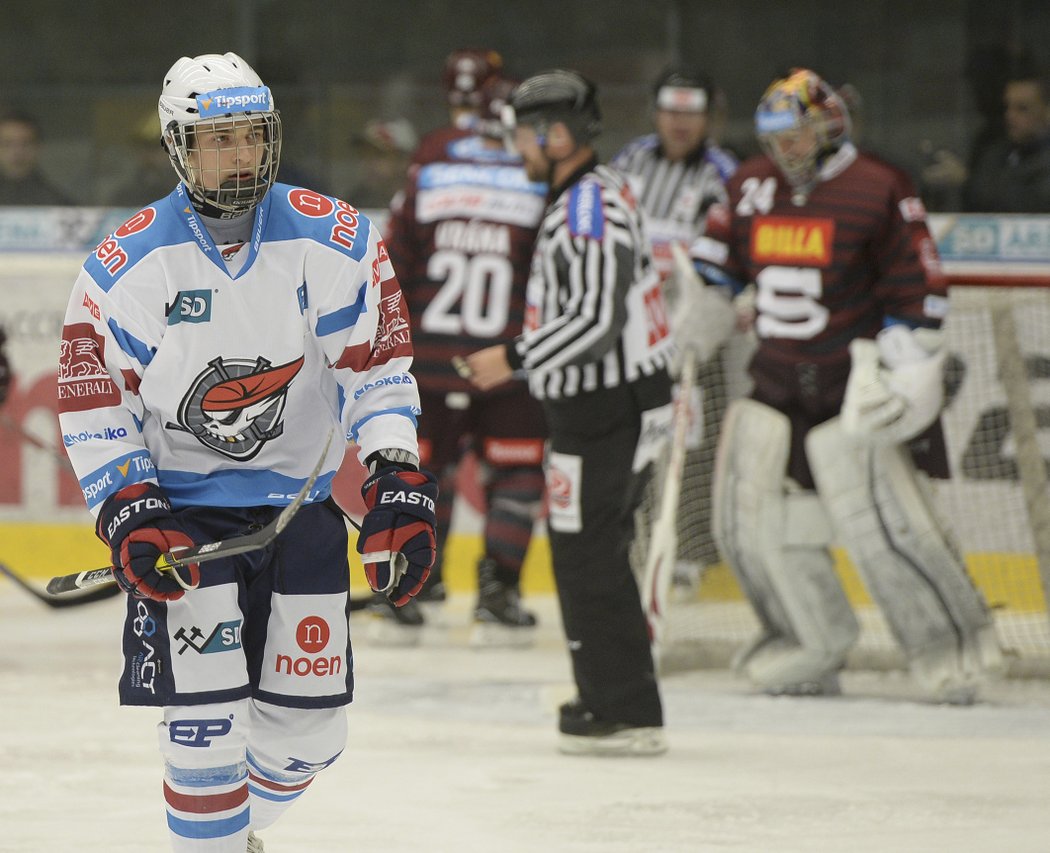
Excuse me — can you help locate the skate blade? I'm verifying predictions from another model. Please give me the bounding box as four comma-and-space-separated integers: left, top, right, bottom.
557, 727, 668, 757
366, 618, 423, 647
469, 621, 536, 649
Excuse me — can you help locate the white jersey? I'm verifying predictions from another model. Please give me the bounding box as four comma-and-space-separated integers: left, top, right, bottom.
59, 182, 421, 515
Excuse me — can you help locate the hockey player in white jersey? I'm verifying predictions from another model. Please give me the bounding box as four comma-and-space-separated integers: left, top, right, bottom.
58, 53, 437, 852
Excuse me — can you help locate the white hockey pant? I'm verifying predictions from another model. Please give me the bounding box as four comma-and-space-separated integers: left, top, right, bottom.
159, 699, 347, 852
806, 417, 1003, 697
713, 399, 859, 691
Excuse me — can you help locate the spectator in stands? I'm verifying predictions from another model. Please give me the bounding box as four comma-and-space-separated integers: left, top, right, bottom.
0, 110, 74, 205
100, 110, 178, 207
963, 70, 1050, 212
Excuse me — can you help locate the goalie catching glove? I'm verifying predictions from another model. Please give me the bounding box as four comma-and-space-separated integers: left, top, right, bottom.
358, 466, 438, 606
667, 242, 737, 367
96, 482, 199, 601
841, 324, 946, 445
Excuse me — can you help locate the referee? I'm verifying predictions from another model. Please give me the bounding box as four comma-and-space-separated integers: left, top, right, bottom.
613, 66, 739, 586
464, 69, 673, 756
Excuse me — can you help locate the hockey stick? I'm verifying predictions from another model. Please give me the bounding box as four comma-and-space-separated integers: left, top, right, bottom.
46, 429, 335, 596
0, 560, 120, 608
641, 346, 696, 657
0, 414, 75, 471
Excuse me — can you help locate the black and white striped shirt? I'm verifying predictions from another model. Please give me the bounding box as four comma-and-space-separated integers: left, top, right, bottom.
509, 160, 674, 400
612, 135, 737, 278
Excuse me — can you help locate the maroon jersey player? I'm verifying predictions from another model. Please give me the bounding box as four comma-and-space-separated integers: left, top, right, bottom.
700, 78, 947, 486
384, 73, 548, 642
700, 69, 999, 702
409, 48, 504, 168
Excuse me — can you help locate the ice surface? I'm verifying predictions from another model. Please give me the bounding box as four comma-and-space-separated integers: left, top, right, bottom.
1, 584, 1049, 852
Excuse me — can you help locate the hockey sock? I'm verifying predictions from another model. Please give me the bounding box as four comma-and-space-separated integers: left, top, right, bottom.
245, 701, 347, 831
483, 465, 544, 579
160, 700, 251, 852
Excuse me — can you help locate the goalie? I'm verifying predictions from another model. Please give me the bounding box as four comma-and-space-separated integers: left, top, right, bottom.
691, 69, 1002, 702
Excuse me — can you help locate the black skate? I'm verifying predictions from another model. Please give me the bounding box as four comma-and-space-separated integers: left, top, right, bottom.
366, 593, 424, 646
557, 699, 667, 756
470, 558, 537, 648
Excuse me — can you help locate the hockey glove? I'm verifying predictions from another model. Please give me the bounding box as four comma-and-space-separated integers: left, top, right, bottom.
97, 482, 199, 602
358, 468, 438, 606
841, 325, 945, 445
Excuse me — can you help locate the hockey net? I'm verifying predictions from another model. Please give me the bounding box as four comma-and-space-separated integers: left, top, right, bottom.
633, 244, 1050, 678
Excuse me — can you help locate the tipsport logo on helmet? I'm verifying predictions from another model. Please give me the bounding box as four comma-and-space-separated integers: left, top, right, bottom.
196, 86, 273, 118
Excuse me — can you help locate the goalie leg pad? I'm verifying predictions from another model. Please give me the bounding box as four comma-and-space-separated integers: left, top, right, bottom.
806, 417, 1001, 687
714, 400, 858, 689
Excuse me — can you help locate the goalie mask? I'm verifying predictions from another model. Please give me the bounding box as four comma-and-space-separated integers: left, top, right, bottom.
158, 52, 282, 215
755, 69, 850, 199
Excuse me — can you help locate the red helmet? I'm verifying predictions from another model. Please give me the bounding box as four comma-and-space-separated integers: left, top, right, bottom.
477, 75, 519, 137
442, 48, 504, 108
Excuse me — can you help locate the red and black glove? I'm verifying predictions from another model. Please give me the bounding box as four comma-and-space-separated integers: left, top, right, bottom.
358, 467, 438, 606
96, 482, 199, 602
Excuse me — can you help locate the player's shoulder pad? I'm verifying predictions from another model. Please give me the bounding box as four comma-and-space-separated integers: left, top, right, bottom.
266, 183, 374, 262
566, 176, 606, 240
82, 189, 189, 292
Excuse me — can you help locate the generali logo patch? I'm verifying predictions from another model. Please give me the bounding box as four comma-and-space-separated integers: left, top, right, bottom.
750, 216, 835, 266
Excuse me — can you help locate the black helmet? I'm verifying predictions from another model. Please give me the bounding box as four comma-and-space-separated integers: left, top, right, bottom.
508, 69, 602, 143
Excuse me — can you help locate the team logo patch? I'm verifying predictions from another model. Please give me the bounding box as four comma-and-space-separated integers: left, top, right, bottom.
288, 188, 335, 218
58, 323, 122, 413
750, 216, 835, 266
165, 290, 213, 325
167, 354, 304, 460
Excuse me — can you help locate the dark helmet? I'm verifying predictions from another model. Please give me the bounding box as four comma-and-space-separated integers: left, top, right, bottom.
507, 69, 602, 143
442, 48, 504, 108
652, 65, 714, 113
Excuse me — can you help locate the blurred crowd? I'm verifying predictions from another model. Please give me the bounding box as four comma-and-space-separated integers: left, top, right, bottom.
2, 41, 1049, 215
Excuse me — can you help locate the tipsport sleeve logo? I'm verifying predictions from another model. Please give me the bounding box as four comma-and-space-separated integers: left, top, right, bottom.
166, 354, 304, 460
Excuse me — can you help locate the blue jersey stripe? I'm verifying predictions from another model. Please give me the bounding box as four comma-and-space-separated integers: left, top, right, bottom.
166, 807, 250, 840
157, 467, 336, 509
107, 318, 155, 365
316, 284, 367, 336
348, 406, 419, 443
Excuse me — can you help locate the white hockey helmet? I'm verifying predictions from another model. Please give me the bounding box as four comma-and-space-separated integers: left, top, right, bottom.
158, 52, 282, 214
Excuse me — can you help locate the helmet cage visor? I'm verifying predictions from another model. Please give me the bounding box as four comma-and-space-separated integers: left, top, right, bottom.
164, 112, 282, 214
755, 71, 850, 192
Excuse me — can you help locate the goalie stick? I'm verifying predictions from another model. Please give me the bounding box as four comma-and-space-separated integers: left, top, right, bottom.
641, 345, 697, 658
46, 429, 334, 596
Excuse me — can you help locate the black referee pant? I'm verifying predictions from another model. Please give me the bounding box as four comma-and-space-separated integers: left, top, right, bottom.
542, 371, 670, 728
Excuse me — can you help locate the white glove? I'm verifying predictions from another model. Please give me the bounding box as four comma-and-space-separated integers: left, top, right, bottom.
841, 324, 945, 445
667, 242, 737, 365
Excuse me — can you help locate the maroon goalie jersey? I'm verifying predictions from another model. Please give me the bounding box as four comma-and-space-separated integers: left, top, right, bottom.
699, 145, 946, 409
385, 138, 547, 394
